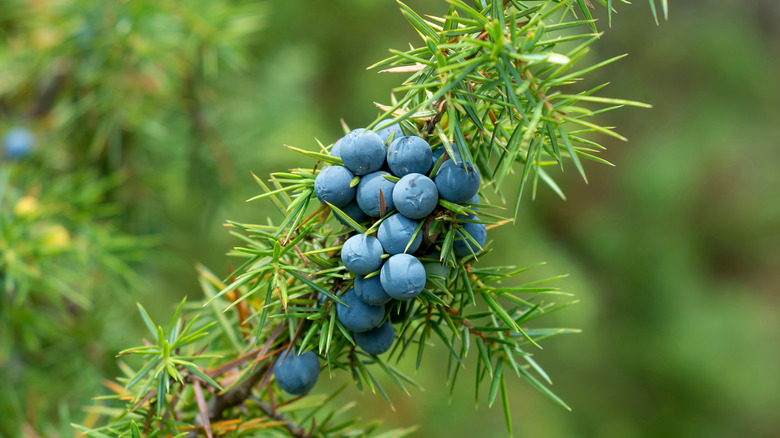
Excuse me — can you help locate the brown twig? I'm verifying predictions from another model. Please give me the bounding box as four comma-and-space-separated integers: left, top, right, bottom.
423, 98, 447, 137
253, 397, 309, 438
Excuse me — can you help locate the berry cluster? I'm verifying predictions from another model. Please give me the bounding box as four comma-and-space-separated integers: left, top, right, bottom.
274, 121, 488, 395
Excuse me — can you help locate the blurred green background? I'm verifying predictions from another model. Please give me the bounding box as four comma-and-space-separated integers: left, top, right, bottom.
1, 0, 778, 436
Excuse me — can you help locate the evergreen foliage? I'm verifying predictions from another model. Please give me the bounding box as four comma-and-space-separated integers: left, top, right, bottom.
0, 1, 265, 435
74, 1, 660, 436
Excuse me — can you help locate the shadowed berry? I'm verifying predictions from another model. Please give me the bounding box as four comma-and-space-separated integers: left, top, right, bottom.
466, 193, 479, 211
356, 171, 395, 217
317, 293, 328, 306
335, 199, 370, 226
453, 215, 487, 256
431, 147, 445, 168
2, 127, 34, 160
314, 166, 356, 208
354, 274, 392, 306
392, 173, 438, 220
336, 288, 385, 332
374, 119, 403, 144
435, 159, 480, 203
380, 253, 426, 300
377, 213, 421, 255
340, 129, 385, 175
274, 348, 320, 395
388, 300, 411, 323
387, 136, 432, 177
354, 322, 395, 355
341, 234, 384, 275
431, 147, 459, 169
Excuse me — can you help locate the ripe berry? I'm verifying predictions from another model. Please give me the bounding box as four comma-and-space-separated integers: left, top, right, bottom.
435, 159, 480, 203
340, 129, 386, 175
331, 128, 364, 158
354, 274, 392, 306
274, 348, 321, 395
380, 253, 426, 300
336, 288, 385, 332
341, 234, 384, 275
377, 213, 421, 255
452, 215, 487, 257
374, 119, 403, 144
356, 171, 395, 217
354, 322, 395, 355
387, 136, 432, 177
2, 127, 34, 160
392, 173, 438, 220
314, 166, 356, 208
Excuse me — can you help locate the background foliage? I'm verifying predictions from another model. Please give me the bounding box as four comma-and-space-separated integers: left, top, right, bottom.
1, 0, 778, 437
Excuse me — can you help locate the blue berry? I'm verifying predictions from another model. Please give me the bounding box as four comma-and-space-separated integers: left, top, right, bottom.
334, 199, 370, 226
431, 147, 445, 168
354, 274, 392, 306
340, 129, 385, 175
374, 119, 403, 144
380, 254, 426, 300
435, 159, 480, 203
274, 348, 320, 395
453, 215, 487, 256
431, 147, 459, 169
377, 213, 421, 255
314, 166, 356, 208
387, 136, 432, 177
2, 127, 34, 160
341, 234, 384, 275
336, 288, 385, 332
354, 323, 395, 355
392, 173, 438, 220
466, 193, 479, 211
356, 171, 395, 217
331, 129, 365, 158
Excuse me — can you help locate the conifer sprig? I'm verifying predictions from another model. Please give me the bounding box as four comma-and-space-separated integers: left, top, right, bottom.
78, 1, 661, 436
369, 0, 651, 218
